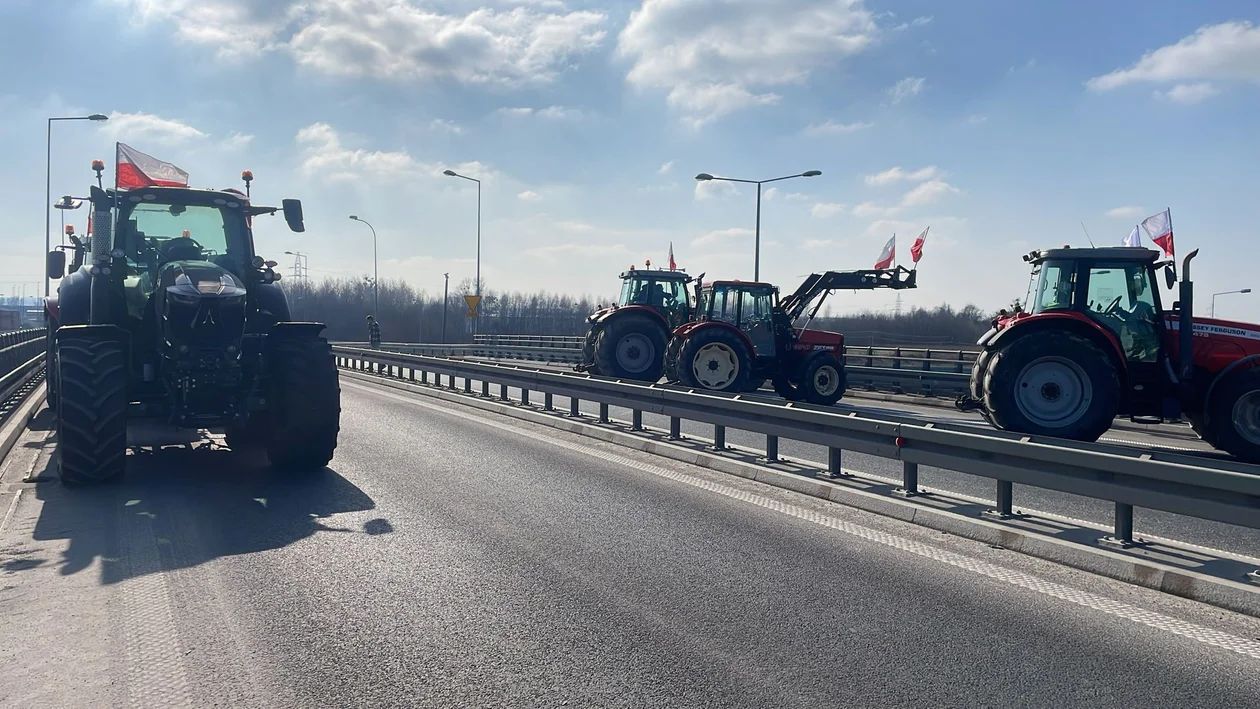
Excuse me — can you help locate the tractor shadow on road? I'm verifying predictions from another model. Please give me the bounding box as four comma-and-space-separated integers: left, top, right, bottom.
27, 441, 385, 584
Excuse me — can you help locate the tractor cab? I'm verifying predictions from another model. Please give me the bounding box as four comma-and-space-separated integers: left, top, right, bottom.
694, 280, 785, 358
615, 267, 694, 329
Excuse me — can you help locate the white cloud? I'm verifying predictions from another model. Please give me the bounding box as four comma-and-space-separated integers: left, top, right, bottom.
518, 190, 542, 202
864, 166, 938, 186
803, 239, 837, 250
116, 0, 608, 86
887, 76, 925, 103
853, 201, 895, 218
693, 227, 753, 248
100, 111, 206, 144
219, 132, 254, 150
658, 160, 674, 174
1087, 21, 1260, 92
803, 119, 875, 136
967, 114, 988, 124
912, 16, 933, 27
901, 179, 959, 207
500, 105, 582, 119
762, 187, 779, 200
784, 192, 810, 201
811, 202, 845, 218
694, 179, 740, 200
1105, 206, 1145, 219
1154, 82, 1221, 104
1007, 58, 1037, 74
296, 123, 417, 181
618, 0, 878, 124
430, 119, 463, 134
526, 243, 629, 257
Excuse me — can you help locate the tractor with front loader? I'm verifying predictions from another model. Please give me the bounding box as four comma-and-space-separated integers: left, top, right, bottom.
664, 268, 918, 404
577, 265, 698, 381
957, 245, 1260, 463
44, 164, 341, 484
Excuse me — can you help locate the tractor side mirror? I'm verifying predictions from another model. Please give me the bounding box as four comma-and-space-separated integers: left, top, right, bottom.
1164, 263, 1176, 290
282, 199, 305, 233
46, 250, 66, 279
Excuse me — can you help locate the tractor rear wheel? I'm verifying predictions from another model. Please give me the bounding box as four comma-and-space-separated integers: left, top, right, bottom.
264, 334, 341, 471
44, 320, 59, 413
663, 336, 684, 383
983, 331, 1119, 441
678, 328, 751, 393
56, 337, 128, 485
1205, 368, 1260, 463
594, 316, 666, 382
798, 353, 846, 405
772, 376, 803, 401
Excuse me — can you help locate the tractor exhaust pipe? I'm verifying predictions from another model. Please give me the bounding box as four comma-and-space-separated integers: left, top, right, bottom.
1178, 249, 1200, 381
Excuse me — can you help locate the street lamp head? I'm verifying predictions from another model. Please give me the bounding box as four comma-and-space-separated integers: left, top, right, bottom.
443, 169, 458, 177
349, 215, 359, 221
285, 251, 295, 255
695, 173, 714, 181
802, 170, 822, 177
1244, 289, 1254, 294
87, 114, 108, 122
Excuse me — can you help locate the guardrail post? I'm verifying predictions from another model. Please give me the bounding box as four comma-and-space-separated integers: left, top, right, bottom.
765, 435, 779, 462
464, 377, 472, 394
408, 368, 415, 382
922, 350, 932, 372
544, 393, 554, 411
449, 373, 458, 390
983, 480, 1016, 519
669, 417, 681, 439
632, 410, 642, 430
500, 383, 509, 401
599, 403, 609, 423
481, 380, 489, 397
570, 398, 580, 417
1100, 503, 1138, 548
713, 425, 725, 450
865, 347, 873, 367
956, 350, 966, 373
822, 447, 845, 477
894, 462, 921, 496
522, 389, 530, 405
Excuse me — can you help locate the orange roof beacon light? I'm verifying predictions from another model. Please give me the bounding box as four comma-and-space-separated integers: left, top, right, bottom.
645, 259, 651, 269
65, 225, 75, 235
182, 229, 191, 238
241, 170, 253, 199
91, 159, 105, 187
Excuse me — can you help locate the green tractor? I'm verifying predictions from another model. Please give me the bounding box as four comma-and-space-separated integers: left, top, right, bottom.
576, 265, 698, 381
44, 166, 340, 484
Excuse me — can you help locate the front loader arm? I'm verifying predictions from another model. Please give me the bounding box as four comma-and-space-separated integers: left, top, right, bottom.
781, 266, 917, 321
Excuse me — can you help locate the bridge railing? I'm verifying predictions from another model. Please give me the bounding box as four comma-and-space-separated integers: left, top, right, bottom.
331, 345, 1260, 572
0, 329, 46, 424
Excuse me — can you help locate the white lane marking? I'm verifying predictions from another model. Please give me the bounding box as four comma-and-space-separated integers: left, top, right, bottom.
344, 379, 1260, 660
0, 488, 22, 534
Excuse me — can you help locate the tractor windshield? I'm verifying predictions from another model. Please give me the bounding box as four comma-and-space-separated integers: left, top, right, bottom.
619, 275, 687, 310
1030, 260, 1076, 313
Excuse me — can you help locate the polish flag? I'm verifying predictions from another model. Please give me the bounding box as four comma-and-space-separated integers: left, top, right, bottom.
1122, 224, 1142, 247
116, 142, 189, 190
668, 241, 676, 270
910, 226, 929, 264
874, 235, 895, 269
1140, 208, 1174, 258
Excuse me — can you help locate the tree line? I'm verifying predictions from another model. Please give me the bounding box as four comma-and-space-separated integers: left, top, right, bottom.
289, 276, 997, 346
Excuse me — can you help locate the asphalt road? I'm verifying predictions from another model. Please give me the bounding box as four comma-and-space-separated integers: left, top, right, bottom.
3, 381, 1260, 707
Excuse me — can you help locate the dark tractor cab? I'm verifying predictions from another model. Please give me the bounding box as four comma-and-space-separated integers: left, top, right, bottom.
45, 175, 340, 485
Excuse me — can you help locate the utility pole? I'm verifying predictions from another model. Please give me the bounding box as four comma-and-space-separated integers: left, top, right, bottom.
441, 273, 449, 344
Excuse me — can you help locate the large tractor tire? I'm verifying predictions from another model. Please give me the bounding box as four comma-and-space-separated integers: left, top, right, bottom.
772, 376, 803, 401
593, 315, 667, 382
983, 330, 1119, 441
1204, 367, 1260, 463
798, 353, 846, 405
662, 336, 684, 383
44, 321, 58, 413
677, 328, 751, 393
264, 335, 341, 471
56, 337, 128, 485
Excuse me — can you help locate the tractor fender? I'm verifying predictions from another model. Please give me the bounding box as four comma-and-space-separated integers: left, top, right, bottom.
1200, 353, 1260, 432
590, 305, 669, 330
983, 313, 1129, 384
56, 266, 93, 327
673, 321, 756, 358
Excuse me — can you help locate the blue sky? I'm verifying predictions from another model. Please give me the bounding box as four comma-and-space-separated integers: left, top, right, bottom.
2, 1, 1258, 320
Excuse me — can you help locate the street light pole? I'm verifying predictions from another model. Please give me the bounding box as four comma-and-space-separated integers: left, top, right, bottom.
45, 114, 108, 296
442, 169, 482, 299
442, 272, 450, 344
695, 170, 822, 281
348, 215, 378, 316
1211, 288, 1252, 318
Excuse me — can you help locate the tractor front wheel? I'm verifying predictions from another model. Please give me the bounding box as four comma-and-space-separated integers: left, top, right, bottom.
264, 334, 341, 471
983, 331, 1119, 441
678, 328, 751, 393
798, 354, 846, 405
594, 316, 666, 382
56, 336, 128, 485
1205, 368, 1260, 463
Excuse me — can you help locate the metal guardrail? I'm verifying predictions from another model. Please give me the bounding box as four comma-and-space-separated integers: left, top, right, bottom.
0, 330, 46, 424
474, 334, 583, 349
331, 346, 1260, 558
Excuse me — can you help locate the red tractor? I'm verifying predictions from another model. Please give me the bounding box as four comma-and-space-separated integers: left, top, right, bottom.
664, 268, 918, 404
577, 266, 698, 381
958, 246, 1260, 463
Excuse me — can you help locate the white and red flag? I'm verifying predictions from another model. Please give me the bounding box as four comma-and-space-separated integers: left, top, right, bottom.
116, 142, 189, 190
1122, 224, 1142, 247
874, 234, 895, 269
910, 226, 929, 264
668, 242, 676, 270
1140, 208, 1174, 258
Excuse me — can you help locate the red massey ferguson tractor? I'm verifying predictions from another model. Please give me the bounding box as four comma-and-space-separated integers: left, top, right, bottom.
663, 268, 918, 404
577, 266, 698, 381
957, 246, 1260, 463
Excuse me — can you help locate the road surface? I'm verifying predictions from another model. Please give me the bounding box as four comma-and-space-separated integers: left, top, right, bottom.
2, 379, 1259, 707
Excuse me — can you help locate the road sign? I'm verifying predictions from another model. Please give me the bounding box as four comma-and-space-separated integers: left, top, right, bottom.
464, 294, 482, 317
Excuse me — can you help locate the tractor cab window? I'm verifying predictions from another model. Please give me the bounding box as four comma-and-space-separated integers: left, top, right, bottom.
738, 286, 777, 356
1085, 263, 1160, 362
1030, 261, 1075, 313
709, 285, 739, 324
618, 275, 686, 312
